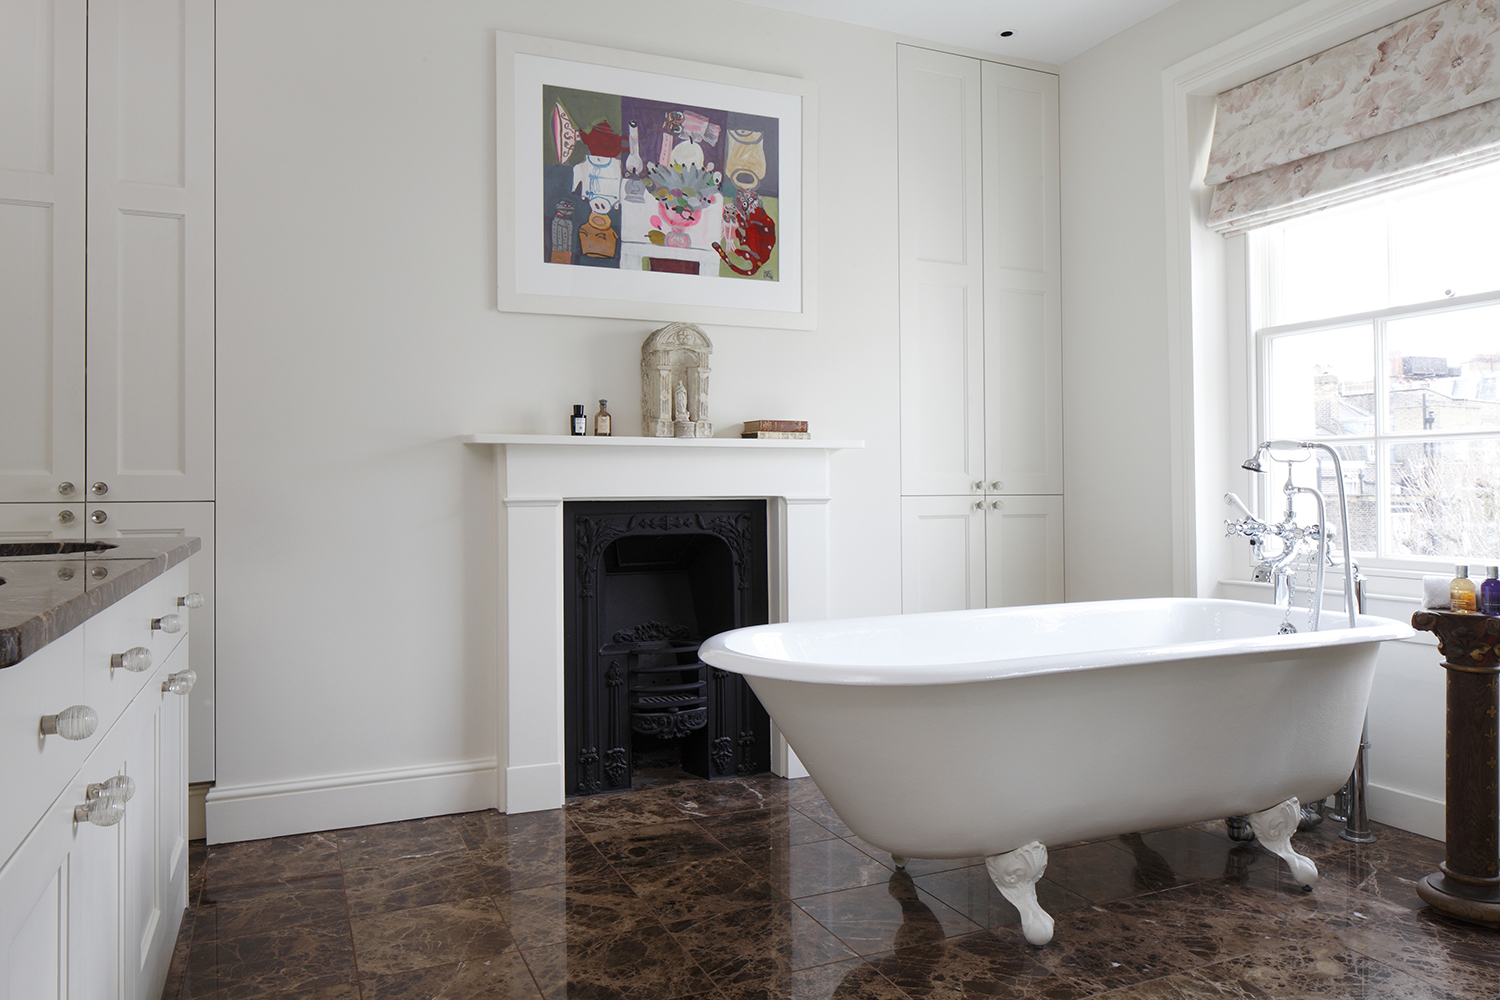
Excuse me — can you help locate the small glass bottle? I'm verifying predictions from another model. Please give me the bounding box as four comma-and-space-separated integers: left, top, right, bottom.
594, 399, 612, 437
1450, 564, 1477, 614
1481, 566, 1500, 615
570, 404, 586, 436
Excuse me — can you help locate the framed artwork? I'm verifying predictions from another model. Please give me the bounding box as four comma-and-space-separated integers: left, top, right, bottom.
496, 31, 817, 330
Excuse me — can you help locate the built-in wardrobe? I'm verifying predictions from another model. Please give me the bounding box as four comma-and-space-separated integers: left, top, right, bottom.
897, 45, 1065, 612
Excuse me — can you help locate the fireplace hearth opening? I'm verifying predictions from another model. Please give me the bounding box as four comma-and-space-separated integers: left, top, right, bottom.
564, 499, 771, 796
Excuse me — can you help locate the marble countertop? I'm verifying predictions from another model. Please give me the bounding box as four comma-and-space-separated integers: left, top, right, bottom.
0, 536, 200, 669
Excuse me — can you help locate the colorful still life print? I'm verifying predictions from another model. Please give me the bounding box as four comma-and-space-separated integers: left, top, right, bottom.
542, 85, 779, 281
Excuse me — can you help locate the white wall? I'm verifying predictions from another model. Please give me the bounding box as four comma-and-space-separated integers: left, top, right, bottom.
212, 0, 904, 838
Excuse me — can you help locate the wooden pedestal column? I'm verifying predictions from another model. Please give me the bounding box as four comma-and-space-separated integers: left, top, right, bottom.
1410, 610, 1500, 927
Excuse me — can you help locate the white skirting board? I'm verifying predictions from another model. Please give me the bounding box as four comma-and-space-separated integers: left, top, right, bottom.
204, 758, 497, 844
1367, 781, 1444, 842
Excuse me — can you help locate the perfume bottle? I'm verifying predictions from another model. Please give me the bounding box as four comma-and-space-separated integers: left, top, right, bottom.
594, 399, 612, 437
1450, 565, 1477, 614
570, 404, 586, 436
1482, 566, 1500, 615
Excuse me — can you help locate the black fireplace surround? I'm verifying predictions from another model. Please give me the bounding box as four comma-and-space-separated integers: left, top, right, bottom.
564, 499, 771, 795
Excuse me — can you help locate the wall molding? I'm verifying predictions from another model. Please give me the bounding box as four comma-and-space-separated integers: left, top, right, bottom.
204, 757, 497, 844
1368, 781, 1444, 841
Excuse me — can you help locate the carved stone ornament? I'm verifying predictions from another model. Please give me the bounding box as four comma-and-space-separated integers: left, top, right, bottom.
641, 322, 712, 438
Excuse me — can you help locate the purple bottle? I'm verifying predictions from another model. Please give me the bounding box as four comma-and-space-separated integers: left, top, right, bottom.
1482, 566, 1500, 615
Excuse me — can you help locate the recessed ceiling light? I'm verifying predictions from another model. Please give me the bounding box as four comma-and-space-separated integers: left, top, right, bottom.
998, 30, 1014, 37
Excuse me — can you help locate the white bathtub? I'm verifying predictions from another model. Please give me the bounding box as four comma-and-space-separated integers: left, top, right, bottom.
699, 598, 1413, 944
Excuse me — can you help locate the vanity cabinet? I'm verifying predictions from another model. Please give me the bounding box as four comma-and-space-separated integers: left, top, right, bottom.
0, 559, 193, 1000
1, 0, 217, 781
897, 46, 1064, 612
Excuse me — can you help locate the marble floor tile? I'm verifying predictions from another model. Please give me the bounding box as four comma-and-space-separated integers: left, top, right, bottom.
695, 805, 839, 853
661, 777, 794, 817
585, 819, 730, 870
342, 849, 490, 915
350, 896, 515, 979
669, 900, 859, 985
524, 917, 717, 1000
195, 873, 349, 941
566, 784, 696, 833
357, 949, 543, 1000
792, 799, 855, 837
714, 956, 913, 1000
1124, 828, 1276, 883
621, 854, 784, 925
913, 866, 1090, 932
470, 828, 616, 893
1174, 937, 1475, 999
1025, 899, 1201, 992
785, 777, 831, 809
455, 808, 573, 852
1041, 840, 1182, 903
185, 916, 358, 1000
204, 833, 341, 891
741, 838, 898, 899
843, 836, 984, 878
1333, 894, 1500, 997
796, 871, 983, 955
492, 874, 650, 950
334, 814, 467, 869
868, 929, 1100, 1000
1096, 881, 1297, 966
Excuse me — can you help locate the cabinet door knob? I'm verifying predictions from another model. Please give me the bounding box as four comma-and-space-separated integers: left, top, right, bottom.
58, 510, 75, 524
90, 510, 107, 524
972, 481, 984, 491
90, 481, 108, 495
40, 705, 99, 741
990, 481, 1003, 491
163, 668, 197, 695
75, 797, 125, 827
58, 482, 76, 496
86, 774, 136, 804
178, 592, 204, 609
973, 501, 984, 510
152, 614, 183, 634
111, 646, 153, 674
992, 500, 1005, 510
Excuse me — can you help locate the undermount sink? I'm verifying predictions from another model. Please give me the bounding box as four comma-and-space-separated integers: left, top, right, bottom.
0, 541, 119, 558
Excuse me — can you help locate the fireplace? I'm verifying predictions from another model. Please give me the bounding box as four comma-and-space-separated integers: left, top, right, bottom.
464, 433, 860, 814
564, 500, 770, 794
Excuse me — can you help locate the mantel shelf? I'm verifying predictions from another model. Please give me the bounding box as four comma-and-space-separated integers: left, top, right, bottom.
463, 434, 863, 450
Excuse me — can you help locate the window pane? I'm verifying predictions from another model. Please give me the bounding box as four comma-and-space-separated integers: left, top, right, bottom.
1389, 163, 1500, 305
1278, 443, 1376, 556
1386, 304, 1500, 433
1387, 438, 1500, 560
1275, 210, 1388, 325
1266, 325, 1374, 440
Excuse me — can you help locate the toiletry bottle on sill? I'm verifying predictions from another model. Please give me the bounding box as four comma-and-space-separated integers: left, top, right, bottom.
594, 399, 612, 436
570, 404, 587, 436
1482, 566, 1500, 615
1450, 565, 1477, 614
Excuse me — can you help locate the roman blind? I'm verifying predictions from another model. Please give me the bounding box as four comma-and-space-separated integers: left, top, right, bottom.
1205, 0, 1500, 235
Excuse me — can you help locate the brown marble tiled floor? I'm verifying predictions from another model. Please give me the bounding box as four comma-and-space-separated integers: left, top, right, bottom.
162, 775, 1500, 999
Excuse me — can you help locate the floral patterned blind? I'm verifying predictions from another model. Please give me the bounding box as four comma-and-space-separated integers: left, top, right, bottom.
1205, 0, 1500, 235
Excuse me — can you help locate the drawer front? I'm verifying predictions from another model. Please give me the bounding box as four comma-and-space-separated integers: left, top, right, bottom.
0, 629, 88, 865
81, 563, 186, 733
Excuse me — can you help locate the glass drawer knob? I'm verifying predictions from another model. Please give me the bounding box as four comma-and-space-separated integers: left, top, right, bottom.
41, 705, 99, 741
178, 592, 204, 608
90, 510, 107, 524
75, 798, 125, 827
58, 482, 75, 496
112, 646, 152, 674
163, 669, 197, 695
90, 481, 108, 495
87, 774, 136, 804
152, 614, 183, 634
58, 510, 75, 524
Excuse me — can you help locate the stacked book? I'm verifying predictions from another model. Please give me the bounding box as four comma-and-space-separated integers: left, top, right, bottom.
742, 420, 809, 440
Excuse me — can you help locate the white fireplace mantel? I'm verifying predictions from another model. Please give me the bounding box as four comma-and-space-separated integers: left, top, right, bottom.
463, 434, 862, 814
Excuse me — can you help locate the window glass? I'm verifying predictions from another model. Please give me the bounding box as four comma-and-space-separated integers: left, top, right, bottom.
1387, 438, 1500, 560
1276, 211, 1388, 326
1266, 325, 1373, 440
1390, 169, 1500, 304
1277, 443, 1377, 557
1385, 304, 1500, 434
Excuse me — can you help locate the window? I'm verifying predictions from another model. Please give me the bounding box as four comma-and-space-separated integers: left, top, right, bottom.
1251, 160, 1500, 566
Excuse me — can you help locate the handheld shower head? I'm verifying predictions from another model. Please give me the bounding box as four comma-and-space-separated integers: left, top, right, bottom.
1242, 454, 1264, 473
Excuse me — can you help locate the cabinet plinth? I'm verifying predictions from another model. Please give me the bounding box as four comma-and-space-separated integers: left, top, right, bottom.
1409, 610, 1500, 927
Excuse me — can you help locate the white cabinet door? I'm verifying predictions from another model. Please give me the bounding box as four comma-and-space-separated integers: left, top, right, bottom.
0, 504, 86, 541
986, 495, 1065, 607
901, 496, 987, 613
982, 63, 1062, 497
0, 0, 85, 503
898, 46, 986, 498
85, 0, 215, 503
0, 786, 77, 1000
85, 503, 215, 782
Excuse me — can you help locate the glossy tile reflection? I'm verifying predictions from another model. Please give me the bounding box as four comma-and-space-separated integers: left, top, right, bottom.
160, 776, 1498, 1000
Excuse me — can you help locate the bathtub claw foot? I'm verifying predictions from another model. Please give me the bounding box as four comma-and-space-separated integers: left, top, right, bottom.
985, 841, 1054, 946
1248, 797, 1319, 886
891, 855, 909, 869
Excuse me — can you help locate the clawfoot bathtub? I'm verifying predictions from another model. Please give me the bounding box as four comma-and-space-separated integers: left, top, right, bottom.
699, 598, 1412, 945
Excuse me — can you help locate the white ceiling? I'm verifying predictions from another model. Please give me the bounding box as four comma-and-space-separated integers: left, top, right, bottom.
734, 0, 1183, 65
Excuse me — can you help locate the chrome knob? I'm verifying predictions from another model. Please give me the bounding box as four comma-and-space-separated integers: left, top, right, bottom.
57, 566, 74, 581
90, 510, 107, 524
41, 705, 99, 741
177, 592, 204, 609
990, 481, 1003, 491
991, 500, 1005, 510
90, 481, 108, 495
111, 646, 152, 674
75, 797, 125, 828
58, 482, 75, 496
58, 509, 75, 524
90, 565, 107, 580
163, 668, 197, 695
152, 614, 182, 634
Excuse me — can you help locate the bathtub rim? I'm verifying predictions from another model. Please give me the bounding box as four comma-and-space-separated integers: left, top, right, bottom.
697, 597, 1415, 686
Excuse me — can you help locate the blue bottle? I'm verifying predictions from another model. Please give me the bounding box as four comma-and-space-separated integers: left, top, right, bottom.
1482, 566, 1500, 615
